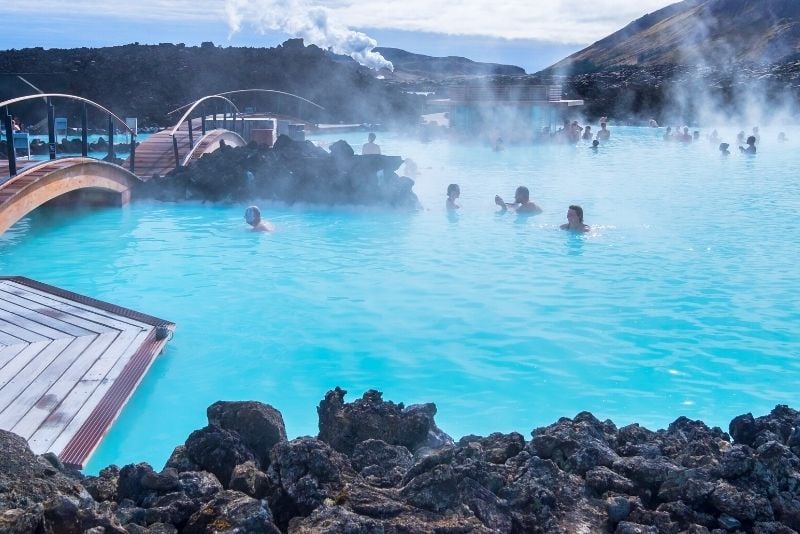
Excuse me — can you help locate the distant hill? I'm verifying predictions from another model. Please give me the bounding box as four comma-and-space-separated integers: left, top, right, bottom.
0, 40, 422, 127
374, 47, 525, 80
549, 0, 800, 73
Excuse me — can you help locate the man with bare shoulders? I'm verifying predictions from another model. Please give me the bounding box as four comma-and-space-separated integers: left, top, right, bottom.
495, 186, 542, 215
244, 206, 275, 232
560, 205, 590, 232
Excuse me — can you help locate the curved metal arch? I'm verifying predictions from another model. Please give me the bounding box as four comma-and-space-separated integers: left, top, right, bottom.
167, 89, 325, 116
169, 95, 241, 136
0, 93, 135, 135
181, 130, 247, 167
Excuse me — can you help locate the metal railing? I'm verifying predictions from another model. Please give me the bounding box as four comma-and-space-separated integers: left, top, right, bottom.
1, 94, 137, 177
167, 88, 325, 119
168, 95, 241, 169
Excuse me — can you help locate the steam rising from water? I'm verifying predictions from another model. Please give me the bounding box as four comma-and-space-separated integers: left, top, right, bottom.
224, 0, 393, 71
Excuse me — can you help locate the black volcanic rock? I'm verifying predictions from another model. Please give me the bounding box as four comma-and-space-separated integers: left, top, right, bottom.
134, 136, 420, 208
317, 387, 452, 455
4, 396, 800, 532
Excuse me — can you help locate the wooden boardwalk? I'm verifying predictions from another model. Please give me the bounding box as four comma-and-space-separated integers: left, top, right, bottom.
0, 277, 174, 468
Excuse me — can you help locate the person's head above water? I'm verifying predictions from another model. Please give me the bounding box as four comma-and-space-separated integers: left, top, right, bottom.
514, 186, 530, 203
368, 132, 376, 143
747, 135, 756, 146
447, 183, 460, 198
245, 205, 261, 226
592, 139, 599, 148
568, 205, 584, 223
719, 143, 730, 152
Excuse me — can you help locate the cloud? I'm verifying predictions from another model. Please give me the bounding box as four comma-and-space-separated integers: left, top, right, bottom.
224, 0, 393, 70
2, 0, 678, 43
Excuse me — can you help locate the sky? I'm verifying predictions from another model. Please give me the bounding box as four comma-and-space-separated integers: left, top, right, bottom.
0, 0, 679, 73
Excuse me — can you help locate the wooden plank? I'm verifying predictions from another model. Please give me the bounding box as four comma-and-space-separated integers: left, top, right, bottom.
0, 322, 49, 343
0, 339, 70, 414
45, 329, 152, 457
28, 328, 145, 451
0, 336, 92, 418
11, 331, 120, 440
0, 281, 152, 329
0, 328, 27, 346
0, 297, 97, 337
0, 343, 28, 371
0, 309, 71, 339
0, 288, 118, 334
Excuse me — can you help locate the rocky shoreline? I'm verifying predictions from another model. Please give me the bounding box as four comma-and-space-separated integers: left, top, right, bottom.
133, 136, 419, 209
2, 387, 799, 533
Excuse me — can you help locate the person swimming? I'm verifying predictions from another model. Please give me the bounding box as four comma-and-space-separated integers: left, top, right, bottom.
739, 136, 757, 155
244, 206, 275, 232
446, 184, 460, 210
495, 186, 542, 215
560, 205, 590, 233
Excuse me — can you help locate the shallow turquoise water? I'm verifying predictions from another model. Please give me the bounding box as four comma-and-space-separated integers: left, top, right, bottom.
1, 126, 799, 473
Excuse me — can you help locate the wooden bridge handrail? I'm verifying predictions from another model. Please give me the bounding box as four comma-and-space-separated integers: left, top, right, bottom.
0, 93, 136, 135
166, 89, 324, 116
168, 95, 241, 137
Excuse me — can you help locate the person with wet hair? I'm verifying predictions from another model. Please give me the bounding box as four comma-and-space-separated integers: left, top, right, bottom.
244, 206, 275, 232
446, 184, 460, 211
596, 122, 611, 141
362, 132, 381, 155
719, 143, 730, 155
739, 136, 757, 155
560, 205, 590, 233
495, 186, 542, 215
591, 139, 600, 152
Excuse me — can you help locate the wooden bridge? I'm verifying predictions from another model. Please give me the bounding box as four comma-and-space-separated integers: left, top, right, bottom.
0, 90, 323, 235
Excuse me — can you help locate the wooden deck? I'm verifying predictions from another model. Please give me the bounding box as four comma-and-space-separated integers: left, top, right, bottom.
0, 277, 174, 468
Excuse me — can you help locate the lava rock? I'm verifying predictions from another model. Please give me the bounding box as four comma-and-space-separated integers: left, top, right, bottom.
206, 400, 287, 468
317, 387, 452, 455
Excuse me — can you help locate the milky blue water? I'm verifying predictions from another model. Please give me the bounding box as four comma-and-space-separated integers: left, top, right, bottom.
1, 126, 799, 473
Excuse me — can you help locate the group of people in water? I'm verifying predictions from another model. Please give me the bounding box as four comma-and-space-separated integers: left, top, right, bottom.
657, 123, 788, 155
447, 184, 590, 232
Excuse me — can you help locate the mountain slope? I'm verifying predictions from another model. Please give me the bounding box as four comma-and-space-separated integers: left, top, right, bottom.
549, 0, 800, 72
375, 47, 525, 80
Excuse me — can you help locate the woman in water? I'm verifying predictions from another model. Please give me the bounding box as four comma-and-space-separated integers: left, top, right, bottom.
739, 136, 757, 155
244, 206, 274, 232
560, 205, 590, 233
446, 184, 460, 210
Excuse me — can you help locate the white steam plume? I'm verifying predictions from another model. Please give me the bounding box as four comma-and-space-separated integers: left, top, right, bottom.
225, 0, 393, 71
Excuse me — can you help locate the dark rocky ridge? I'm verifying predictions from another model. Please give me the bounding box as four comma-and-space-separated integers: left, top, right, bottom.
550, 0, 800, 73
0, 39, 422, 127
133, 135, 419, 209
2, 388, 800, 533
436, 59, 800, 123
374, 47, 525, 81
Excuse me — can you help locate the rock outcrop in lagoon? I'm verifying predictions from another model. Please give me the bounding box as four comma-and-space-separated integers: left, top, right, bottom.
133, 136, 419, 209
2, 388, 800, 533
